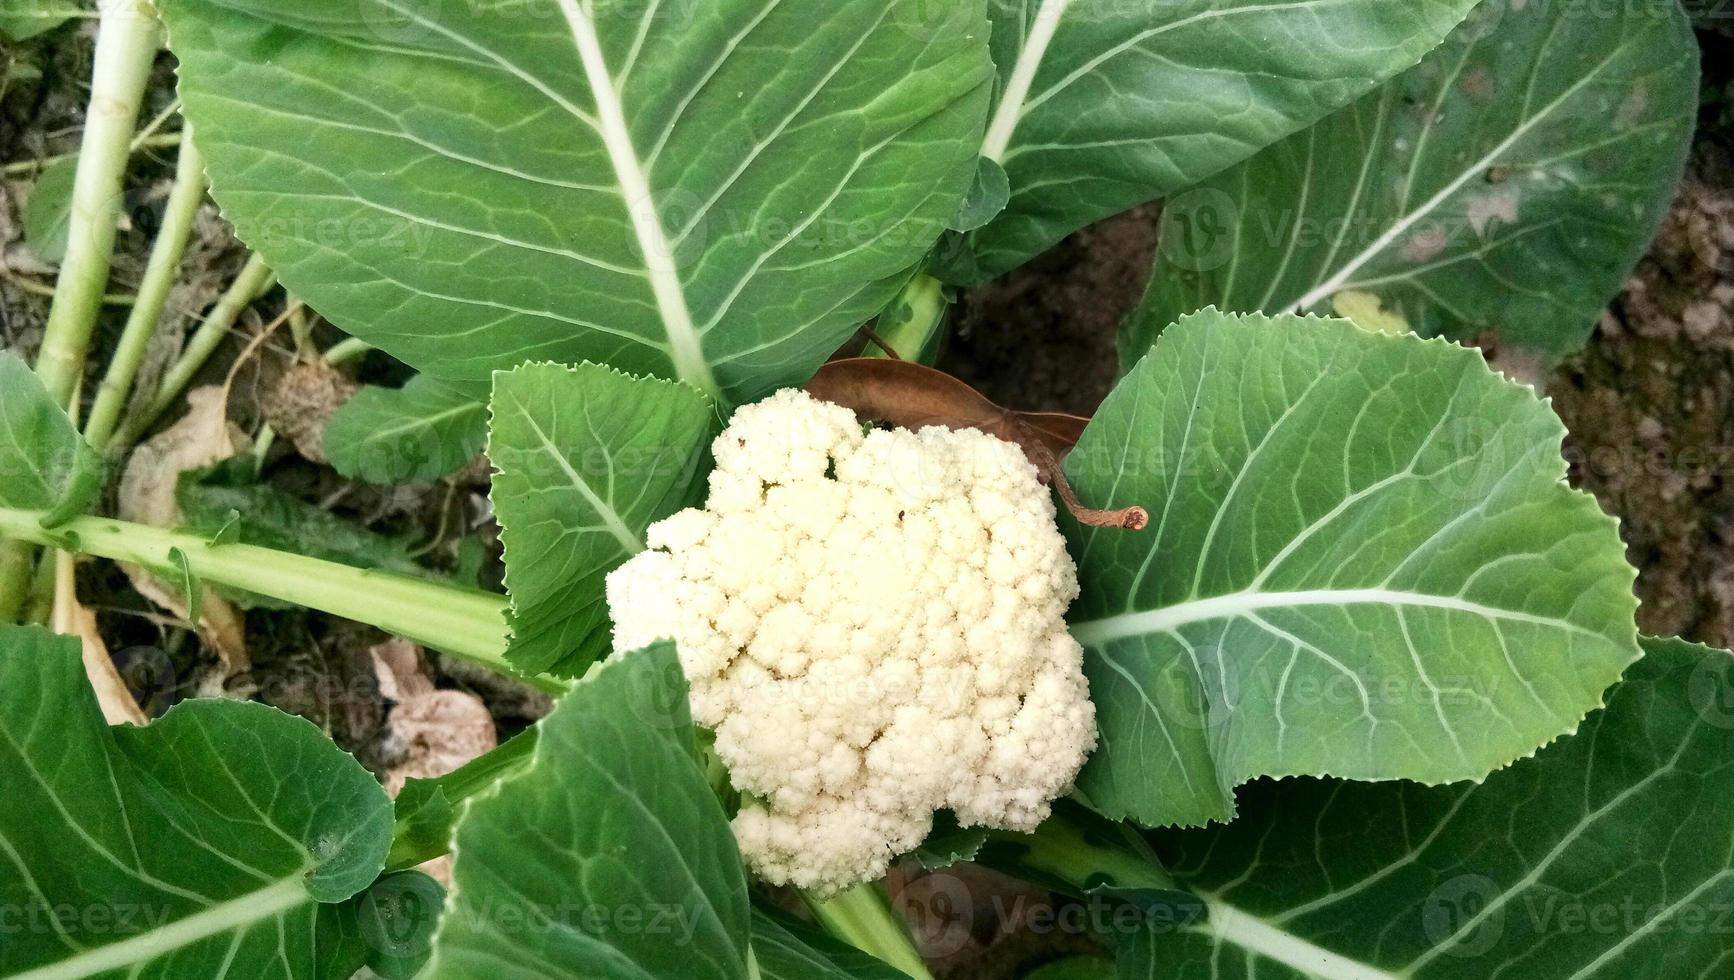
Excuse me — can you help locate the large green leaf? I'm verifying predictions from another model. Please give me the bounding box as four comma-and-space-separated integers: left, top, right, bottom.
1126, 637, 1734, 978
1132, 0, 1697, 365
162, 0, 991, 402
938, 0, 1480, 283
0, 622, 394, 978
323, 375, 487, 485
1063, 310, 1637, 827
0, 351, 100, 516
426, 642, 752, 979
489, 362, 713, 677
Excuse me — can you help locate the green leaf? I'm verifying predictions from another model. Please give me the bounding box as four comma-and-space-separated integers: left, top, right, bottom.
974, 800, 1195, 913
387, 728, 538, 871
949, 156, 1009, 233
1127, 637, 1734, 978
324, 375, 488, 485
162, 0, 992, 402
0, 350, 101, 513
750, 908, 909, 980
426, 642, 753, 979
0, 0, 78, 40
22, 153, 77, 262
350, 871, 445, 980
1132, 0, 1698, 366
0, 622, 394, 977
908, 810, 988, 871
168, 545, 202, 626
1063, 310, 1638, 827
947, 0, 1481, 282
206, 507, 242, 547
175, 462, 434, 600
489, 361, 713, 676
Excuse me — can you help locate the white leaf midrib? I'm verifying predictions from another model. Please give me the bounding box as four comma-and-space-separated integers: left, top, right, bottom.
555, 0, 719, 397
980, 0, 1072, 162
8, 876, 310, 980
1192, 893, 1401, 980
1070, 587, 1605, 647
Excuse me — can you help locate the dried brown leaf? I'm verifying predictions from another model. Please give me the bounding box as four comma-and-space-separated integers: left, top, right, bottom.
806, 358, 1147, 529
50, 552, 147, 727
371, 638, 497, 796
261, 357, 358, 464
116, 386, 251, 687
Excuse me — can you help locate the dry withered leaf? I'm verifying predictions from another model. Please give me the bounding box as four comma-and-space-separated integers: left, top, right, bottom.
371, 638, 497, 796
50, 552, 148, 727
806, 357, 1147, 529
262, 357, 358, 464
117, 385, 251, 689
370, 637, 497, 885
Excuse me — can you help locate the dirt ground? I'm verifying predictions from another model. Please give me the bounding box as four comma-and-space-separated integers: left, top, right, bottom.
3, 18, 1732, 980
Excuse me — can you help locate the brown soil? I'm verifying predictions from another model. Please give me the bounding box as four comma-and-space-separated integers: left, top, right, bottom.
943, 205, 1156, 416
1552, 136, 1734, 645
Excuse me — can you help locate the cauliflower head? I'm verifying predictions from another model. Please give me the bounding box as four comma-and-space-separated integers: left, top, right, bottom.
606, 388, 1097, 894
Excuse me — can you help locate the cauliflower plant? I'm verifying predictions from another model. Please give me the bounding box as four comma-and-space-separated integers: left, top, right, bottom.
606, 389, 1097, 894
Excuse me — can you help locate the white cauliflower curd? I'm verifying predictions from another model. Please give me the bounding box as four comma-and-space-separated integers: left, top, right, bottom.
606, 388, 1097, 894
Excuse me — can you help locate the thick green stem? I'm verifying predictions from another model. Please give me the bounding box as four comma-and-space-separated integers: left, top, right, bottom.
866, 274, 948, 363
0, 507, 563, 693
805, 883, 934, 980
745, 945, 762, 980
119, 253, 275, 444
974, 800, 1200, 927
3, 0, 160, 621
322, 335, 372, 366
32, 0, 159, 405
287, 303, 313, 358
983, 807, 1174, 897
85, 139, 208, 451
0, 547, 31, 623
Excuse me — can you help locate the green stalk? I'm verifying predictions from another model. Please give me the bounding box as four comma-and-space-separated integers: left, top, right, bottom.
31, 0, 160, 405
322, 335, 373, 366
866, 273, 948, 363
118, 253, 275, 444
1, 0, 160, 621
0, 507, 563, 693
287, 303, 313, 359
805, 883, 934, 980
0, 547, 35, 624
0, 133, 182, 177
2, 275, 135, 304
386, 728, 542, 870
974, 800, 1198, 921
84, 138, 208, 451
746, 945, 763, 980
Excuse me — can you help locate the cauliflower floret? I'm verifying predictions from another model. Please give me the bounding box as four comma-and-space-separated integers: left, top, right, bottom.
607, 388, 1097, 894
